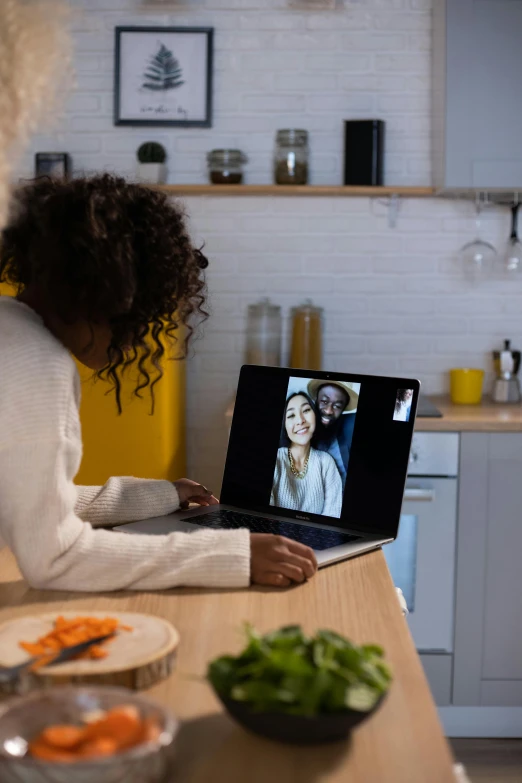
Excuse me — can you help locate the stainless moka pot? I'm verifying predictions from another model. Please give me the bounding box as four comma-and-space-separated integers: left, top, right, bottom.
492, 339, 521, 403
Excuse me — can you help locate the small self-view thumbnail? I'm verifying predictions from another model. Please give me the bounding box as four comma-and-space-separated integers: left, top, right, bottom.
394, 389, 413, 422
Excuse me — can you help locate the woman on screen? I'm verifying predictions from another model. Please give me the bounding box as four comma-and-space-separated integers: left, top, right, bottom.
394, 388, 413, 422
270, 393, 342, 519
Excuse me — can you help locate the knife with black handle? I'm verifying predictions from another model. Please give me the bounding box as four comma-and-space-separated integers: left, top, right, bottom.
0, 633, 114, 689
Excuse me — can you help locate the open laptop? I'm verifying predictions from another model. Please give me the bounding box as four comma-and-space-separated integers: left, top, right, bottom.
122, 366, 419, 567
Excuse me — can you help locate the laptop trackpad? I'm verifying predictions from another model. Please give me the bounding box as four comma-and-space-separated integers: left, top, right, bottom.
119, 515, 198, 535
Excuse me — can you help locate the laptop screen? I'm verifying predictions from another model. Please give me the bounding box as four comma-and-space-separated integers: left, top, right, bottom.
221, 366, 419, 537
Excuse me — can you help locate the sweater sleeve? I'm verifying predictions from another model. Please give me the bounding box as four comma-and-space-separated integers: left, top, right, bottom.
0, 439, 251, 592
75, 478, 180, 527
321, 454, 343, 519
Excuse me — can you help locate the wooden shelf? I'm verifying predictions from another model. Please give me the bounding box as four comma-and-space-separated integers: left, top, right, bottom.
155, 184, 435, 197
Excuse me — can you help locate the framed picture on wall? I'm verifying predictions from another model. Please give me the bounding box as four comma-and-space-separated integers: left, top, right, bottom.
114, 26, 213, 127
35, 153, 70, 179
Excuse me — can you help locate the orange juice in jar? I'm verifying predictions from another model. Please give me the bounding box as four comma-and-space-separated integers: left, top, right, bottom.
289, 300, 323, 370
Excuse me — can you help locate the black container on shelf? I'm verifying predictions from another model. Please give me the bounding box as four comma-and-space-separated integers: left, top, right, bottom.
343, 120, 385, 186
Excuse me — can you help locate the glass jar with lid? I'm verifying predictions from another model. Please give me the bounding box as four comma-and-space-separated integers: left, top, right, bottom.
207, 149, 247, 185
245, 298, 282, 367
289, 299, 323, 370
274, 129, 309, 185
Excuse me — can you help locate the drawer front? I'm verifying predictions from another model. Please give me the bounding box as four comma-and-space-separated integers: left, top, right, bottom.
481, 680, 522, 707
420, 653, 453, 706
409, 433, 459, 477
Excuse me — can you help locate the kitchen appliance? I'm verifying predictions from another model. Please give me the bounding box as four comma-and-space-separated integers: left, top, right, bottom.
0, 284, 186, 485
76, 356, 186, 485
343, 120, 384, 186
123, 366, 419, 571
384, 432, 459, 652
492, 339, 521, 403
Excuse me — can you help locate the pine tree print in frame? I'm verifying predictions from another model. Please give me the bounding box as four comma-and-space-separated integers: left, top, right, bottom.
143, 44, 184, 91
114, 27, 213, 127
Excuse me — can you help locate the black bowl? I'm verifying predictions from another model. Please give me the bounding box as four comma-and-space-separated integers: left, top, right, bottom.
217, 693, 386, 745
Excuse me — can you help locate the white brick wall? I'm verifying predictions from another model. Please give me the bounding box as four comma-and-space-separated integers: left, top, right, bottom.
15, 0, 522, 492
19, 0, 434, 184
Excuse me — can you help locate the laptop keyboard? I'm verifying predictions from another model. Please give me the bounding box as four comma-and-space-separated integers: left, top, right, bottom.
183, 509, 360, 551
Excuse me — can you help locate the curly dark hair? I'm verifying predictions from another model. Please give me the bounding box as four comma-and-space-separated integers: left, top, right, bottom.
395, 389, 412, 412
0, 174, 208, 411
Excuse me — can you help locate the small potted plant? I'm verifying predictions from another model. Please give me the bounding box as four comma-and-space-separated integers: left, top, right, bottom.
136, 142, 167, 184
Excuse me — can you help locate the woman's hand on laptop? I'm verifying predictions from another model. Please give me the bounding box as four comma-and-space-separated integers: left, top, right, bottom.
174, 478, 219, 509
250, 534, 318, 587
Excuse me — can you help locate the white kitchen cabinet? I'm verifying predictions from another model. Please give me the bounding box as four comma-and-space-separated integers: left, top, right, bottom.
453, 433, 522, 706
433, 0, 522, 191
420, 653, 453, 706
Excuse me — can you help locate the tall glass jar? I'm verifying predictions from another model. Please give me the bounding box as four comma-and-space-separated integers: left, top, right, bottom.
274, 129, 309, 185
245, 298, 282, 366
289, 299, 323, 370
207, 149, 247, 184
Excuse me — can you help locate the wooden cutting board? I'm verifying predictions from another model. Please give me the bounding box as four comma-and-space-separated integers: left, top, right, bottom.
0, 611, 179, 693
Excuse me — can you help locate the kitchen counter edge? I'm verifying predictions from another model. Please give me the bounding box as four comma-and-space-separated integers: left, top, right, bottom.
418, 396, 522, 432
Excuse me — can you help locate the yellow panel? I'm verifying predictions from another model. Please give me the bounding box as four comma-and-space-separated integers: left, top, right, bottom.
0, 283, 17, 296
0, 284, 186, 484
76, 359, 186, 485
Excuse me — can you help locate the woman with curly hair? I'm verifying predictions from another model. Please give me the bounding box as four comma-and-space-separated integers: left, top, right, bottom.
0, 174, 316, 592
394, 388, 413, 422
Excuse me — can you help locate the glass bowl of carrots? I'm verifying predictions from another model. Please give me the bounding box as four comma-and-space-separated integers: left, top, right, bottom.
0, 686, 177, 783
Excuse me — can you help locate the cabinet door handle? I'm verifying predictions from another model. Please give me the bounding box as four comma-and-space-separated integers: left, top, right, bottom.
403, 488, 435, 502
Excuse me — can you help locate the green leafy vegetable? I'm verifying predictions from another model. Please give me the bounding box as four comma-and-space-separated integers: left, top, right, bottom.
207, 625, 392, 717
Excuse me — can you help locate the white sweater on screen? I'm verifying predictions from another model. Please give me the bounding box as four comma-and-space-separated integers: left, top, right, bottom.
270, 447, 342, 519
0, 297, 250, 592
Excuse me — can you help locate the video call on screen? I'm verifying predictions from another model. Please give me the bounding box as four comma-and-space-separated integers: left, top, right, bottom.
221, 366, 418, 537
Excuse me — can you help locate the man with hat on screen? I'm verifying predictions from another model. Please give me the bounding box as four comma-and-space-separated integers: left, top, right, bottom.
307, 380, 359, 490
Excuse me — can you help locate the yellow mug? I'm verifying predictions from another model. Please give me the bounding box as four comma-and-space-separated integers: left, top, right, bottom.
450, 368, 484, 405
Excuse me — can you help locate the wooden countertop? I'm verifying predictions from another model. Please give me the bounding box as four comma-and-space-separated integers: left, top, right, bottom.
227, 393, 522, 433
417, 396, 522, 432
0, 547, 454, 782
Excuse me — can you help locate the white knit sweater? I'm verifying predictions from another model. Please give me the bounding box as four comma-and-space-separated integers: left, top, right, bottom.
270, 447, 342, 518
0, 297, 250, 591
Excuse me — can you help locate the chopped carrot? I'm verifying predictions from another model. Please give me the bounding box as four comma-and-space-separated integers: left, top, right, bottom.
78, 737, 118, 759
19, 616, 132, 666
28, 740, 77, 763
28, 705, 162, 764
20, 642, 45, 656
40, 725, 86, 750
84, 705, 142, 750
87, 645, 108, 660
